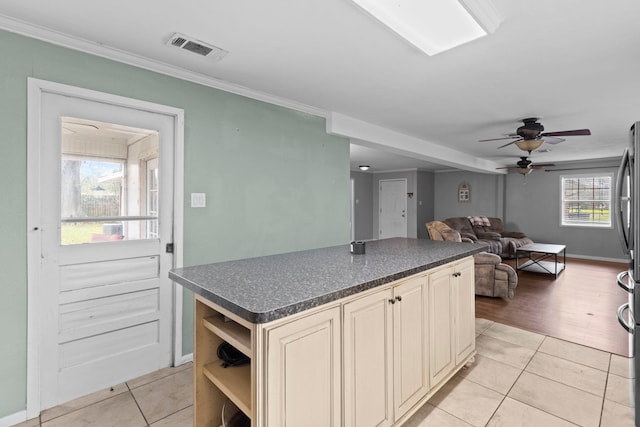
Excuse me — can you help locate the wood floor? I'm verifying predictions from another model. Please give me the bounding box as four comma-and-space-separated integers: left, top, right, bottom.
475, 257, 631, 356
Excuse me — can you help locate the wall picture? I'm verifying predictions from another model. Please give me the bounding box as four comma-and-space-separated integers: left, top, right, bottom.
458, 182, 470, 202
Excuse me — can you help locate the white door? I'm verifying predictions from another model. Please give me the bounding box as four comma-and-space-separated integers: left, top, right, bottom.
379, 179, 407, 239
36, 91, 176, 408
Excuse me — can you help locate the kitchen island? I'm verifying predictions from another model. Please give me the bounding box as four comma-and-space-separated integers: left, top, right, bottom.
170, 238, 486, 427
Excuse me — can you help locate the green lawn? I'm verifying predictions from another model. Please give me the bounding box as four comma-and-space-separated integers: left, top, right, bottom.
566, 209, 610, 223
61, 223, 102, 245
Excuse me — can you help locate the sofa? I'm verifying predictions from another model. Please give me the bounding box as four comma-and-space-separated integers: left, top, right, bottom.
443, 216, 532, 258
426, 220, 518, 298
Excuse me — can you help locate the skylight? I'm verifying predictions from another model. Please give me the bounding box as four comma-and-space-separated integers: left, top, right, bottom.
349, 0, 502, 55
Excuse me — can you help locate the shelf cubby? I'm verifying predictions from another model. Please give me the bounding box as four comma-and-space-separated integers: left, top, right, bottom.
195, 295, 254, 426
203, 314, 252, 358
203, 361, 252, 419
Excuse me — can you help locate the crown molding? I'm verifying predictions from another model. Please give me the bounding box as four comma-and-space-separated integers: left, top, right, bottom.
0, 13, 328, 119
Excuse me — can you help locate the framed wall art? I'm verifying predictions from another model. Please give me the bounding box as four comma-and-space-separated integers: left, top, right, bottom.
458, 182, 470, 202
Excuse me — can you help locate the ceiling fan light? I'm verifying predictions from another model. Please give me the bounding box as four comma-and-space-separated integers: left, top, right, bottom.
359, 165, 370, 171
517, 168, 532, 175
515, 138, 544, 152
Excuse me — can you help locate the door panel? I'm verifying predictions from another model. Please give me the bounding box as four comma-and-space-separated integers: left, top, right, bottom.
379, 179, 407, 239
59, 255, 159, 291
59, 321, 159, 368
429, 267, 455, 386
343, 289, 393, 427
393, 277, 429, 417
57, 324, 161, 400
454, 258, 476, 364
59, 288, 159, 329
38, 91, 175, 408
266, 307, 341, 427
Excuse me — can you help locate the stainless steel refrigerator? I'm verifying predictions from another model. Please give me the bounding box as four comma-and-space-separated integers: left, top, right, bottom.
615, 122, 638, 424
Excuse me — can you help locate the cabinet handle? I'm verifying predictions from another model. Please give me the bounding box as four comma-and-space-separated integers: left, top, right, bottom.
388, 298, 396, 304
395, 296, 402, 302
452, 272, 460, 277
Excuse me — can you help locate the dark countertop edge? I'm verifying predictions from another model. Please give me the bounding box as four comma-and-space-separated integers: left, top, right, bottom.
171, 245, 485, 324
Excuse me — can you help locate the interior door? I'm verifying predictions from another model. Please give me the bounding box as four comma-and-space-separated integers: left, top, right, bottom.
379, 179, 407, 239
37, 91, 175, 408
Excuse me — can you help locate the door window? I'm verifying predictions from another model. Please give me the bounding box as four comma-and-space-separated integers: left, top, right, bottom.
60, 117, 159, 244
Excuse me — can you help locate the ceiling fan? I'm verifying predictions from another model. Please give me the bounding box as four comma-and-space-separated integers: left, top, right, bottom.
480, 117, 591, 153
496, 156, 555, 175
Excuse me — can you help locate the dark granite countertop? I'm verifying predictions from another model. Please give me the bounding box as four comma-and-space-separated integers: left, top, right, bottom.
169, 238, 486, 324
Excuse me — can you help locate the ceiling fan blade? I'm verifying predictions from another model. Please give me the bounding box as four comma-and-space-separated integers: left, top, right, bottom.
479, 136, 518, 142
541, 136, 565, 144
497, 139, 521, 149
541, 129, 591, 137
531, 163, 556, 169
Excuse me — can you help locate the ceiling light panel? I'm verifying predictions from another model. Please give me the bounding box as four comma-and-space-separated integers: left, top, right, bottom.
349, 0, 502, 55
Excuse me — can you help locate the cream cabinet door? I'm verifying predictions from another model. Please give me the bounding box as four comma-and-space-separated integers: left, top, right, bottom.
428, 266, 455, 386
393, 276, 429, 418
454, 257, 476, 364
265, 306, 341, 427
343, 288, 394, 427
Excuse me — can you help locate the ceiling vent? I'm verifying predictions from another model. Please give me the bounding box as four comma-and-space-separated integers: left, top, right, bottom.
166, 33, 228, 61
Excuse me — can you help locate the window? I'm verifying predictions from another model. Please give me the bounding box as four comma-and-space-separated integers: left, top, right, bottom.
560, 174, 612, 228
60, 117, 159, 245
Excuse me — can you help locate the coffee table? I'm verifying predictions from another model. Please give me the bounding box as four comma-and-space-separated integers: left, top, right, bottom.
516, 243, 566, 279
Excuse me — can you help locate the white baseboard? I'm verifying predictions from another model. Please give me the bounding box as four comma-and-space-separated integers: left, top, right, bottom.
176, 353, 193, 366
0, 410, 27, 427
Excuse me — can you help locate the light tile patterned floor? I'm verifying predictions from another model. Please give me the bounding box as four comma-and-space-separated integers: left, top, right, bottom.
12, 318, 636, 427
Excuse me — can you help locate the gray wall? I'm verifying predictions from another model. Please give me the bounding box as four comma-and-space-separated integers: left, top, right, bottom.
351, 171, 374, 240
434, 171, 504, 219
352, 161, 625, 260
372, 171, 418, 238
504, 161, 625, 259
417, 171, 435, 239
0, 29, 350, 418
431, 161, 625, 260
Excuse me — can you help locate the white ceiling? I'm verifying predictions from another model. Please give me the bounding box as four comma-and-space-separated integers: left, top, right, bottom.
3, 0, 638, 173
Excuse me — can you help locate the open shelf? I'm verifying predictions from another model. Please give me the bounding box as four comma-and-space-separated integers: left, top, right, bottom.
203, 315, 252, 358
203, 361, 252, 419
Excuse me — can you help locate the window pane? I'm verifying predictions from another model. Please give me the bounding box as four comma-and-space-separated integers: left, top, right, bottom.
560, 174, 612, 227
60, 117, 159, 245
61, 220, 159, 245
61, 159, 123, 217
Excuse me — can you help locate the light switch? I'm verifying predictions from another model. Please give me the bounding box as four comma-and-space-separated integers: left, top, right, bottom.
191, 193, 206, 208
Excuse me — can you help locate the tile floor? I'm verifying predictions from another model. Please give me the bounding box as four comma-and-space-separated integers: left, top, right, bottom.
12, 318, 636, 427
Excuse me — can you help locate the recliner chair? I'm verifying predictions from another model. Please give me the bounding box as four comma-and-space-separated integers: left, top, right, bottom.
426, 221, 518, 298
